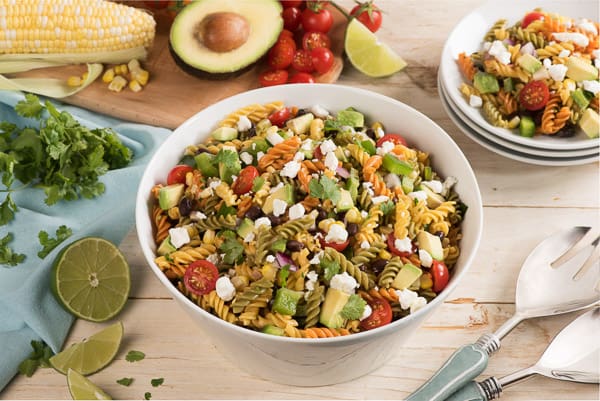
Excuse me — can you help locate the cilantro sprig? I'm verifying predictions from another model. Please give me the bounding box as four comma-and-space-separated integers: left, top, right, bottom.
0, 233, 25, 266
125, 350, 146, 363
38, 225, 72, 259
309, 175, 341, 205
340, 294, 367, 320
18, 340, 54, 377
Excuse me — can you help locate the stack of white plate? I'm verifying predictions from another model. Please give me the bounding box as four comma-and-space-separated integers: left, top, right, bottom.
438, 0, 599, 166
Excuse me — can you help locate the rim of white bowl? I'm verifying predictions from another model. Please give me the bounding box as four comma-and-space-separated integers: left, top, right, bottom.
136, 83, 484, 343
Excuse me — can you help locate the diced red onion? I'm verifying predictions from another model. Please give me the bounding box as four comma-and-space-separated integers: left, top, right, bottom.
276, 252, 297, 271
336, 166, 350, 178
520, 42, 535, 55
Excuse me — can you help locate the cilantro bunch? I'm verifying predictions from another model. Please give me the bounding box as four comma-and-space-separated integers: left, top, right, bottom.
0, 94, 133, 226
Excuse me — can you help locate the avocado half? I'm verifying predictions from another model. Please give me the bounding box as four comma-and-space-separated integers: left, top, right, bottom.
169, 0, 283, 76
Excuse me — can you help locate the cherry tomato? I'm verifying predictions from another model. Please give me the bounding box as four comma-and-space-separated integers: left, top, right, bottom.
519, 80, 550, 111
319, 236, 350, 252
387, 233, 415, 257
301, 7, 333, 33
376, 133, 408, 148
280, 0, 303, 8
184, 260, 219, 296
311, 47, 334, 74
350, 2, 383, 33
292, 49, 314, 72
313, 145, 324, 160
282, 6, 302, 31
431, 260, 450, 293
289, 72, 316, 84
259, 69, 289, 87
166, 165, 193, 185
302, 31, 331, 50
522, 11, 545, 28
232, 166, 259, 195
268, 107, 291, 127
268, 42, 295, 70
277, 31, 297, 51
359, 296, 393, 331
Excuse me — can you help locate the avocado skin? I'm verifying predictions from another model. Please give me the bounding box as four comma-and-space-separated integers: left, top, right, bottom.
169, 44, 256, 80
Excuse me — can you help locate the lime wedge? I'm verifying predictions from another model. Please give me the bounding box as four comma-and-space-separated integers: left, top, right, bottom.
51, 237, 130, 322
50, 321, 123, 375
345, 19, 407, 77
67, 369, 112, 400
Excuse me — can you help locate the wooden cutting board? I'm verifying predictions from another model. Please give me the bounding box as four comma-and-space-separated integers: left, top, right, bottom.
21, 5, 346, 130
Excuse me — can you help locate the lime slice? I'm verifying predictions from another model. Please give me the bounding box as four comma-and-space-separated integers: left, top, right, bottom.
51, 237, 130, 322
345, 19, 407, 77
67, 369, 112, 400
50, 321, 123, 375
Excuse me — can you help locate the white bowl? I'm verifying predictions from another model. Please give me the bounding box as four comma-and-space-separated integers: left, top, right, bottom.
135, 84, 483, 386
439, 0, 600, 151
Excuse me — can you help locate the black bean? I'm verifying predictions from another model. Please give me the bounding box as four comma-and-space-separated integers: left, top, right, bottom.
244, 205, 262, 220
307, 227, 318, 235
370, 259, 388, 275
296, 108, 309, 117
194, 148, 210, 155
268, 214, 283, 226
316, 208, 328, 221
346, 222, 359, 236
178, 197, 194, 216
286, 240, 304, 252
245, 126, 257, 138
365, 128, 376, 140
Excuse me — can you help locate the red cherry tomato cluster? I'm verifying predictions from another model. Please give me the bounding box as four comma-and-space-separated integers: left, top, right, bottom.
259, 1, 336, 86
350, 1, 383, 33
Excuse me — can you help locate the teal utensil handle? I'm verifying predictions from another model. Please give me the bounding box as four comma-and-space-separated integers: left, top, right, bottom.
405, 334, 500, 401
445, 382, 488, 401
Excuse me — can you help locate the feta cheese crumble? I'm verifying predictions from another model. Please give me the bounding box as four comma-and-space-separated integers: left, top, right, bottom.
330, 272, 359, 294
360, 304, 373, 321
236, 115, 252, 132
394, 237, 413, 253
189, 211, 207, 221
325, 223, 348, 244
319, 139, 337, 154
239, 152, 253, 165
396, 288, 427, 314
371, 195, 390, 204
582, 80, 600, 95
168, 227, 190, 248
281, 160, 301, 178
216, 276, 236, 301
422, 180, 443, 194
324, 151, 339, 171
310, 104, 329, 118
266, 129, 284, 146
265, 255, 276, 263
469, 94, 483, 108
272, 199, 288, 217
418, 249, 433, 268
552, 32, 589, 47
288, 203, 306, 220
376, 140, 395, 156
408, 190, 427, 202
254, 217, 272, 230
547, 63, 568, 82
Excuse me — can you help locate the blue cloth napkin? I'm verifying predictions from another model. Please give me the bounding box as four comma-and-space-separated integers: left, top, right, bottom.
0, 90, 169, 391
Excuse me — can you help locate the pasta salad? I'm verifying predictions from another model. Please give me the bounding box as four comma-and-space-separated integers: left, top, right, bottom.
150, 102, 466, 338
456, 9, 599, 139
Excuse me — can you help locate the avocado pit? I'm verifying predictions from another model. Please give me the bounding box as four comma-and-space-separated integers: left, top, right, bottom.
196, 12, 250, 53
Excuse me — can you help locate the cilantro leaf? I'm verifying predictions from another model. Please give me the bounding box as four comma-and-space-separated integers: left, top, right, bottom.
320, 258, 340, 282
18, 340, 54, 377
144, 392, 152, 400
340, 294, 367, 320
320, 176, 341, 205
125, 350, 145, 363
0, 233, 25, 266
151, 378, 164, 387
38, 225, 72, 259
323, 118, 342, 133
116, 378, 134, 387
214, 149, 240, 171
219, 237, 244, 265
216, 203, 236, 217
308, 178, 324, 199
14, 94, 44, 119
379, 200, 395, 216
0, 194, 17, 226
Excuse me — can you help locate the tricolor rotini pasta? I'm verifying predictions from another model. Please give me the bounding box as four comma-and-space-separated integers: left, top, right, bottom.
457, 9, 599, 139
149, 102, 467, 338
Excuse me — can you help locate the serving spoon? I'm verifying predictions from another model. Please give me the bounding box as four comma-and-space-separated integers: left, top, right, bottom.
446, 307, 600, 401
406, 226, 600, 401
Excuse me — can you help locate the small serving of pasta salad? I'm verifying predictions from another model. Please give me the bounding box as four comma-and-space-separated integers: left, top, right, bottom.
149, 102, 467, 338
456, 9, 599, 139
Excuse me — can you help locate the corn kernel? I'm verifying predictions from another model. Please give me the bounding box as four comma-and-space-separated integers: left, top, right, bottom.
309, 118, 324, 140
420, 273, 433, 290
128, 79, 143, 92
67, 75, 82, 86
344, 207, 362, 224
132, 68, 149, 85
81, 72, 89, 81
127, 58, 141, 72
102, 68, 115, 83
108, 75, 127, 92
371, 122, 384, 131
378, 250, 392, 260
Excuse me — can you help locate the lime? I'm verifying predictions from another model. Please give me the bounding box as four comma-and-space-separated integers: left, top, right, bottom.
51, 237, 130, 322
50, 321, 123, 375
67, 369, 112, 400
344, 19, 407, 77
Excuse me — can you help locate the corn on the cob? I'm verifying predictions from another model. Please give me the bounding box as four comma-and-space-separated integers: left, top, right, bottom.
0, 0, 155, 61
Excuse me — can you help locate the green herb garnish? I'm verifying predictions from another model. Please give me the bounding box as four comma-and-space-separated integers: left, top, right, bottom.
144, 392, 152, 400
150, 378, 164, 387
309, 175, 341, 204
340, 294, 367, 320
125, 350, 145, 363
37, 225, 72, 259
18, 340, 54, 377
0, 233, 25, 266
116, 378, 134, 387
219, 237, 244, 265
320, 258, 340, 282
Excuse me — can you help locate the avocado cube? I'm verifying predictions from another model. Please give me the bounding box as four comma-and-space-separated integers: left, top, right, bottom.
211, 126, 238, 141
157, 236, 176, 256
262, 184, 294, 214
566, 57, 599, 82
579, 108, 600, 139
335, 188, 355, 212
272, 288, 304, 316
416, 231, 444, 260
261, 325, 285, 336
517, 53, 542, 74
195, 152, 218, 177
319, 287, 351, 329
286, 113, 314, 136
158, 183, 184, 210
473, 71, 500, 94
391, 263, 423, 290
236, 218, 254, 239
337, 109, 365, 127
382, 153, 413, 176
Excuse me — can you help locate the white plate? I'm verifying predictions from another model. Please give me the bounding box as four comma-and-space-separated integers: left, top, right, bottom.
439, 0, 600, 151
439, 76, 600, 158
439, 81, 599, 166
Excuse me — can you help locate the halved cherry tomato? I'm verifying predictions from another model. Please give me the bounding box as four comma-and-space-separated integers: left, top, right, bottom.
289, 72, 315, 83
268, 107, 291, 127
387, 233, 415, 257
167, 165, 193, 185
268, 42, 295, 70
301, 6, 333, 33
350, 2, 383, 33
359, 296, 392, 331
280, 0, 303, 8
519, 80, 550, 111
232, 166, 259, 195
282, 6, 302, 31
259, 69, 289, 87
522, 11, 545, 28
184, 260, 219, 296
319, 236, 350, 252
302, 31, 331, 50
292, 49, 315, 72
311, 47, 334, 74
431, 260, 450, 293
376, 133, 408, 148
313, 144, 324, 160
276, 33, 297, 51
279, 29, 295, 38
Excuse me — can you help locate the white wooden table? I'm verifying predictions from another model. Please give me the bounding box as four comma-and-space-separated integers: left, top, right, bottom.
2, 1, 599, 399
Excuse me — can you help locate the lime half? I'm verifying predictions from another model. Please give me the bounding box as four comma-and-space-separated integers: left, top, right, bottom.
345, 19, 407, 77
50, 321, 123, 375
67, 369, 112, 400
51, 237, 130, 322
